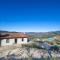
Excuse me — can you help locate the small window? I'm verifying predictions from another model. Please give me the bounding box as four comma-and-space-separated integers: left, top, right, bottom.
6, 39, 9, 43
27, 38, 30, 42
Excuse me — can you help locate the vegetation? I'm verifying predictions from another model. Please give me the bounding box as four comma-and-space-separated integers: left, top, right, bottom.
22, 43, 43, 49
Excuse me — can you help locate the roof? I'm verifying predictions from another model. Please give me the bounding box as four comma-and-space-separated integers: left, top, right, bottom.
0, 32, 28, 39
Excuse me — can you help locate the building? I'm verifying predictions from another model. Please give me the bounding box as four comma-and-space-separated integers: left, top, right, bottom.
0, 32, 29, 46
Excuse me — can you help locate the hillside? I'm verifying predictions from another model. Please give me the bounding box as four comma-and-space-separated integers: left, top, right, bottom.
26, 31, 60, 38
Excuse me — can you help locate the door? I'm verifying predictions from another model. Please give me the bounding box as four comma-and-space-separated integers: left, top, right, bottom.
15, 39, 17, 44
0, 39, 1, 46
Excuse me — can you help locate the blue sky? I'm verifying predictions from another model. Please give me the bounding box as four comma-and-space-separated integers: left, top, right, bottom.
0, 0, 60, 32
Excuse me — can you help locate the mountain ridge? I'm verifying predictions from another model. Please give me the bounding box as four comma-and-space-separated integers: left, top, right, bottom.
0, 30, 60, 38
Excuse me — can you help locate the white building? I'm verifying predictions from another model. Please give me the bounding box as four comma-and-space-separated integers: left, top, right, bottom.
0, 32, 29, 46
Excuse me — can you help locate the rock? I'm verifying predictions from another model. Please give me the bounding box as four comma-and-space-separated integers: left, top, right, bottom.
0, 46, 60, 59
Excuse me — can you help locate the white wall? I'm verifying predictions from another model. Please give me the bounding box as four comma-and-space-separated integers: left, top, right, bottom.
23, 38, 28, 43
1, 38, 28, 46
17, 38, 28, 44
17, 38, 22, 44
1, 39, 15, 46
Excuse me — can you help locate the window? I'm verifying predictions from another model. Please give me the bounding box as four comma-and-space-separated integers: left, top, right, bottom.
6, 39, 9, 43
27, 38, 29, 42
22, 38, 24, 41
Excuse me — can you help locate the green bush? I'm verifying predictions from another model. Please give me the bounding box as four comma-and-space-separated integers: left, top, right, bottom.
22, 43, 45, 49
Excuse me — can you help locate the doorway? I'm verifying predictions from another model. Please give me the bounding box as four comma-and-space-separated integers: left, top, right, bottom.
15, 39, 17, 44
0, 39, 1, 46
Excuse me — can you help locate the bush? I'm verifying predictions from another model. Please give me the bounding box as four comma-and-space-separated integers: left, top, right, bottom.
22, 43, 45, 49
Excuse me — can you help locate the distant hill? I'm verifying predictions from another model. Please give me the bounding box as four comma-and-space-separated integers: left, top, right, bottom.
0, 30, 60, 38
0, 30, 17, 33
26, 31, 60, 38
0, 30, 8, 33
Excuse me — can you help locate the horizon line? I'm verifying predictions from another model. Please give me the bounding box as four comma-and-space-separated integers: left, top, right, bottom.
0, 29, 60, 33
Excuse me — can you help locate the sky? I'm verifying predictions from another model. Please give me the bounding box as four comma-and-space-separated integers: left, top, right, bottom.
0, 0, 60, 32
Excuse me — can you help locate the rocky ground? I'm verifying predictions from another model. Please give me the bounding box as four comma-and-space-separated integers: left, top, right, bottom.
0, 44, 60, 60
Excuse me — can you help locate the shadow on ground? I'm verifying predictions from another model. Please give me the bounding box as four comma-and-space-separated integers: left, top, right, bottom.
0, 57, 60, 60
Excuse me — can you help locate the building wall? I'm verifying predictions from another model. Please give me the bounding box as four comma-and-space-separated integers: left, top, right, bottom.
17, 38, 28, 44
1, 39, 15, 46
17, 38, 22, 44
23, 38, 28, 43
1, 38, 28, 46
